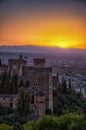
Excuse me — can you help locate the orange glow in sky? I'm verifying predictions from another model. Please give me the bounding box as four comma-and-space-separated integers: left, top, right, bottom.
0, 1, 86, 49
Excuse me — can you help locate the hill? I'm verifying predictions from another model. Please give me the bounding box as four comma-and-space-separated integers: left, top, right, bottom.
0, 45, 86, 55
53, 85, 86, 115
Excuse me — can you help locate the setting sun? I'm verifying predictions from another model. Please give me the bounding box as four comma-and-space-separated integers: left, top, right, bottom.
57, 42, 69, 48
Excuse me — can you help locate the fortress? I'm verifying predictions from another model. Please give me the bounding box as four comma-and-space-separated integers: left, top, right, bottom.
0, 56, 53, 118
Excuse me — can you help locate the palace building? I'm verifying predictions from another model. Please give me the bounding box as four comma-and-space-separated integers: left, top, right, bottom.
0, 57, 53, 118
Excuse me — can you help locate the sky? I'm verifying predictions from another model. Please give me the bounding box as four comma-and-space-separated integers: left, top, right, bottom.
0, 0, 86, 49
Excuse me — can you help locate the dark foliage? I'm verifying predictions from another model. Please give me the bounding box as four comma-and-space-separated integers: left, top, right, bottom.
53, 85, 86, 115
0, 116, 21, 130
0, 72, 18, 94
0, 107, 14, 116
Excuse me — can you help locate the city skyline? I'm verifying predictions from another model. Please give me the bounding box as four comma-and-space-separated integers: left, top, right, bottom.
0, 0, 86, 49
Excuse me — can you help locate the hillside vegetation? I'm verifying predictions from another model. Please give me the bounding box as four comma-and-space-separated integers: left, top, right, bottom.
23, 114, 86, 130
53, 84, 86, 115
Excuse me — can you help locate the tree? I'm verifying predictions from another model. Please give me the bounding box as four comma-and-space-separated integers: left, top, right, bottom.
0, 59, 2, 66
0, 72, 10, 94
62, 77, 67, 92
23, 114, 86, 130
24, 80, 30, 88
8, 70, 11, 78
16, 89, 30, 118
46, 108, 52, 115
57, 113, 86, 130
23, 121, 35, 130
53, 84, 86, 116
0, 123, 13, 130
69, 79, 71, 89
19, 79, 24, 88
57, 73, 59, 81
23, 116, 58, 130
0, 73, 18, 94
10, 74, 18, 94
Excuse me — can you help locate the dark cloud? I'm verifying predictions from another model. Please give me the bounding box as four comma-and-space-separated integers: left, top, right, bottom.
0, 0, 85, 17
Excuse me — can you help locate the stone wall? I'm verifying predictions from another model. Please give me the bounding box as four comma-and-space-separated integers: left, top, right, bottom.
0, 94, 18, 108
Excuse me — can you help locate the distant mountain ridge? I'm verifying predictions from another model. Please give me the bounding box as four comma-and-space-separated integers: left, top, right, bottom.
0, 45, 86, 54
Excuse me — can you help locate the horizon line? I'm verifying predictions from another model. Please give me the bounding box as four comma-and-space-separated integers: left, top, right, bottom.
0, 45, 86, 50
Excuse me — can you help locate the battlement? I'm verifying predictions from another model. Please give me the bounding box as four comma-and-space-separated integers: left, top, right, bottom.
8, 55, 27, 76
33, 58, 45, 67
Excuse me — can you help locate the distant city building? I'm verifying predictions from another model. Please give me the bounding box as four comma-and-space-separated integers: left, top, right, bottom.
59, 73, 86, 98
0, 65, 8, 75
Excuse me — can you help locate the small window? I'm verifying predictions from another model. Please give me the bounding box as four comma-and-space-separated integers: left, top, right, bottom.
10, 98, 13, 101
3, 97, 5, 100
10, 103, 13, 107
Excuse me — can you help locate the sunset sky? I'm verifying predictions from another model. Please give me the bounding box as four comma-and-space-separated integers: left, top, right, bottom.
0, 0, 86, 49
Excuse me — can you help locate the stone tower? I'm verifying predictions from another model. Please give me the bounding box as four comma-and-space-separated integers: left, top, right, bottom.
8, 55, 27, 76
22, 58, 53, 112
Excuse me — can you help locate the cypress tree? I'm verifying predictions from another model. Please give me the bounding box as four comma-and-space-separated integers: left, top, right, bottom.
69, 79, 71, 89
16, 89, 30, 118
62, 77, 67, 92
24, 80, 30, 88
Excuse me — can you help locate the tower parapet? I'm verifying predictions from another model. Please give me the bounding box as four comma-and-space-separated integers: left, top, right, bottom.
33, 58, 45, 68
8, 55, 27, 76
